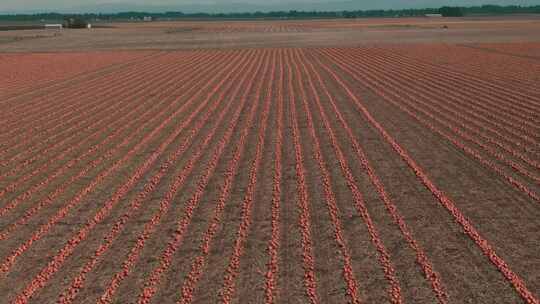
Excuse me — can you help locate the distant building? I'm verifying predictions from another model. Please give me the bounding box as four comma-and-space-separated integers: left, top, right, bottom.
143, 16, 154, 22
44, 24, 63, 29
425, 13, 443, 17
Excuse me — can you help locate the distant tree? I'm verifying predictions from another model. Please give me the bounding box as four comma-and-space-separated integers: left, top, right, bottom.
63, 16, 88, 28
1, 4, 539, 22
343, 11, 356, 18
439, 6, 464, 17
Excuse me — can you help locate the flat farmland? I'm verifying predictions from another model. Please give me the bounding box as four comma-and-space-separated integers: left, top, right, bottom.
0, 51, 155, 98
0, 17, 539, 304
1, 15, 540, 51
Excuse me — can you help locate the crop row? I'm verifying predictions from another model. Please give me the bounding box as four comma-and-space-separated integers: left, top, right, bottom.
291, 49, 365, 303
0, 53, 221, 200
328, 48, 540, 176
56, 50, 258, 304
301, 50, 450, 303
384, 44, 540, 102
93, 51, 260, 304
316, 48, 539, 303
0, 52, 212, 202
6, 50, 255, 303
0, 51, 234, 241
0, 51, 165, 135
2, 49, 246, 285
0, 52, 176, 168
219, 51, 277, 304
0, 52, 188, 164
0, 51, 153, 100
370, 47, 540, 139
178, 53, 270, 304
136, 51, 267, 304
320, 48, 539, 202
263, 50, 284, 304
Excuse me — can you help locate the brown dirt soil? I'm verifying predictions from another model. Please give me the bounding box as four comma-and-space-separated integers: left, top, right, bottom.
1, 15, 540, 52
0, 16, 539, 304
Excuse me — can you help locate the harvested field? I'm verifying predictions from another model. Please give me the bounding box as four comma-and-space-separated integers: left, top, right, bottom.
0, 16, 539, 304
2, 16, 540, 52
167, 23, 314, 33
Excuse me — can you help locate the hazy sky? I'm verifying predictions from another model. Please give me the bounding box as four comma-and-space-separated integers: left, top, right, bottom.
1, 0, 539, 13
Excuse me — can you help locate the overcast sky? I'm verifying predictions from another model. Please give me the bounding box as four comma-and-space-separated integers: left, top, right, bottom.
1, 0, 539, 13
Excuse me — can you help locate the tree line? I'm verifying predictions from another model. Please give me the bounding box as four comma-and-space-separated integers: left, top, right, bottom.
1, 5, 539, 22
